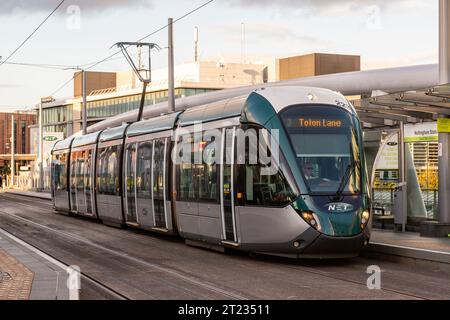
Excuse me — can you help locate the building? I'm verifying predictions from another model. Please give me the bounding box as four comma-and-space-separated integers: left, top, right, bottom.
35, 53, 360, 139
274, 53, 360, 81
0, 111, 36, 175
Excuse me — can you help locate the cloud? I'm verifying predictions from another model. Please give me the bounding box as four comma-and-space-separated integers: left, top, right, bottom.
0, 84, 22, 88
214, 24, 318, 45
221, 0, 427, 12
0, 0, 153, 14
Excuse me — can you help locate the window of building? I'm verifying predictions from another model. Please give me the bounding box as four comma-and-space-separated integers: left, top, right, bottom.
21, 121, 26, 154
13, 120, 18, 152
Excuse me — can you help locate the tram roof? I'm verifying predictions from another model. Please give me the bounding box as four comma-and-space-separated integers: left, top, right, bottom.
72, 131, 101, 148
126, 112, 181, 137
52, 136, 75, 151
178, 95, 247, 127
99, 123, 129, 143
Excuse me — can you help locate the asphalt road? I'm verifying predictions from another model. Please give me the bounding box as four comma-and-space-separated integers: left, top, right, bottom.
0, 193, 449, 300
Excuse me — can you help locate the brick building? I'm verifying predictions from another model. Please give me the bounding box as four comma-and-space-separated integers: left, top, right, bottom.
0, 111, 36, 172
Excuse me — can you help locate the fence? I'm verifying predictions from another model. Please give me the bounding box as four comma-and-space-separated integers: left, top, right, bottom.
371, 188, 437, 219
3, 170, 51, 192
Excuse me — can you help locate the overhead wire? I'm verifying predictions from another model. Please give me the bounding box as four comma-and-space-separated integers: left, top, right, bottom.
45, 0, 215, 97
0, 0, 66, 67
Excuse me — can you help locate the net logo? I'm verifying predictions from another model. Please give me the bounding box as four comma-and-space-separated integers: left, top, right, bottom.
43, 136, 59, 142
325, 203, 354, 213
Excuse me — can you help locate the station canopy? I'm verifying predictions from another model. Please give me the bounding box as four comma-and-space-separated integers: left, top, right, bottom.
353, 83, 450, 129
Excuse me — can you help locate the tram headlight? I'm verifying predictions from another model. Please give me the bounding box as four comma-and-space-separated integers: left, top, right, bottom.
301, 211, 322, 232
361, 209, 370, 228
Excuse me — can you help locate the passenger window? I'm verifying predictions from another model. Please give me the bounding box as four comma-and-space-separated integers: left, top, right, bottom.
96, 145, 121, 196
198, 140, 218, 202
177, 134, 196, 201
137, 141, 152, 199
240, 128, 297, 207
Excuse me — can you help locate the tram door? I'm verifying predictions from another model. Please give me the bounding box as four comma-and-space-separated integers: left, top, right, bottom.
153, 138, 167, 229
76, 151, 87, 213
124, 143, 137, 224
70, 152, 77, 212
85, 150, 94, 216
221, 127, 237, 243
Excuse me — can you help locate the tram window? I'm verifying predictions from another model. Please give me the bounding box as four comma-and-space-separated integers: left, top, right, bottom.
177, 134, 196, 201
137, 141, 152, 199
77, 151, 85, 191
54, 152, 68, 191
280, 105, 361, 194
125, 143, 136, 196
241, 127, 297, 207
85, 150, 91, 190
96, 147, 106, 194
198, 141, 218, 202
153, 139, 165, 197
70, 152, 77, 189
96, 145, 121, 196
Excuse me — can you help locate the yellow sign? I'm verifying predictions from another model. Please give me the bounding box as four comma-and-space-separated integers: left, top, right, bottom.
298, 118, 342, 128
437, 118, 450, 133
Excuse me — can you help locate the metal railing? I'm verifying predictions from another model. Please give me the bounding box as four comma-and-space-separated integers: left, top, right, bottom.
4, 170, 51, 192
371, 187, 437, 219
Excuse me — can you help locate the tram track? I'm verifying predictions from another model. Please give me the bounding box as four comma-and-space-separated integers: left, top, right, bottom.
0, 193, 447, 300
249, 256, 429, 300
0, 201, 250, 300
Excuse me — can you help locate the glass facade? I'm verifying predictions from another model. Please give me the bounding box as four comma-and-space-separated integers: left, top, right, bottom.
86, 88, 213, 119
43, 105, 73, 124
42, 88, 215, 137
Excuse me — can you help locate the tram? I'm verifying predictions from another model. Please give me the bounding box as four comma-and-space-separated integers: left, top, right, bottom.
51, 86, 371, 258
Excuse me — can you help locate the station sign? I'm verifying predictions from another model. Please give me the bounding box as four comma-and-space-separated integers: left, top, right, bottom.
376, 133, 398, 170
437, 118, 450, 133
41, 96, 55, 104
404, 122, 438, 142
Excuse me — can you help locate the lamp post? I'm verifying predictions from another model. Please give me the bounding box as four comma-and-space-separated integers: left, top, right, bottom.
11, 114, 15, 188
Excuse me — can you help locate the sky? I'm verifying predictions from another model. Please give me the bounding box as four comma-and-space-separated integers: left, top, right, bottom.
0, 0, 439, 110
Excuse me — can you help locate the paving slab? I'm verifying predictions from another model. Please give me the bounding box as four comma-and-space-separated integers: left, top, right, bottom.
0, 229, 71, 300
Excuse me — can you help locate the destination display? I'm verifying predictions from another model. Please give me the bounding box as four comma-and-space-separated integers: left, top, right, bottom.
298, 118, 343, 128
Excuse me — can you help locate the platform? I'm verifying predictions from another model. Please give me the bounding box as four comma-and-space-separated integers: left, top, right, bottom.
3, 189, 51, 200
0, 228, 71, 300
364, 229, 450, 271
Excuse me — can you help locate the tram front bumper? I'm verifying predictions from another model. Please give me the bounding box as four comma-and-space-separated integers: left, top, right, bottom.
243, 228, 370, 259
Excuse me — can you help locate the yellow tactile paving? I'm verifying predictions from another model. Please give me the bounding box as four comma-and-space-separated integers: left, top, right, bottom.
0, 249, 34, 300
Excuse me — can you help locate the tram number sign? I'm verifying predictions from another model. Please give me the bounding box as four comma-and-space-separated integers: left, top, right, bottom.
298, 118, 343, 128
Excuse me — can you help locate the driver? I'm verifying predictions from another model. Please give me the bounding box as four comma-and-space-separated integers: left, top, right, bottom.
302, 163, 314, 180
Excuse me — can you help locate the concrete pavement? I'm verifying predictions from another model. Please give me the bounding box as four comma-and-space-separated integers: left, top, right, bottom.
0, 228, 72, 300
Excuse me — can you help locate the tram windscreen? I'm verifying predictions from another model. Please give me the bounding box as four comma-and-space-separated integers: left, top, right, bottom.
280, 105, 361, 195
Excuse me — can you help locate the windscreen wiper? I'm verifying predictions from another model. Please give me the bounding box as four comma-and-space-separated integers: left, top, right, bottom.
332, 160, 357, 202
